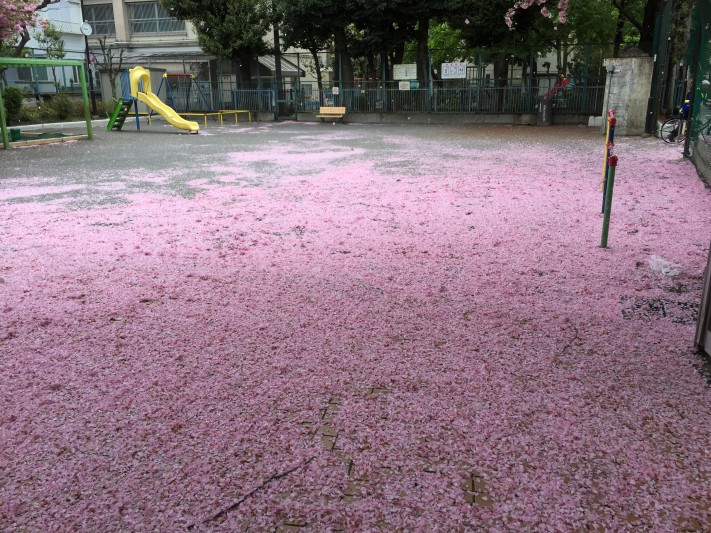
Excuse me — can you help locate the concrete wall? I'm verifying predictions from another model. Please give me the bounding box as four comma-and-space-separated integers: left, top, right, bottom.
602, 56, 653, 136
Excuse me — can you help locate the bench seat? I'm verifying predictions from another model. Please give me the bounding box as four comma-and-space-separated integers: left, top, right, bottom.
316, 106, 347, 122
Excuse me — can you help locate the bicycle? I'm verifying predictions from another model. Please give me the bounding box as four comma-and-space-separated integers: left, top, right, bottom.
660, 116, 687, 144
660, 99, 711, 144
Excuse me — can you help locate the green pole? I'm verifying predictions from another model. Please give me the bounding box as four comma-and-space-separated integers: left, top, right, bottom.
600, 155, 618, 248
0, 86, 9, 149
78, 63, 94, 140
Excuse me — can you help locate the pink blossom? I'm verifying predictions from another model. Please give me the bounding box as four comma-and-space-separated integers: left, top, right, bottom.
506, 0, 569, 29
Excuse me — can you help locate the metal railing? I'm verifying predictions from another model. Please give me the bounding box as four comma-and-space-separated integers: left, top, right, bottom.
204, 83, 605, 116
2, 57, 606, 118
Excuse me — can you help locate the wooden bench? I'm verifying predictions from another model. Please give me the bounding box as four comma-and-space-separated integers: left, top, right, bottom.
316, 106, 347, 123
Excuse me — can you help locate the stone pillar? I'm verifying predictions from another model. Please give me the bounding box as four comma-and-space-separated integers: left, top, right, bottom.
602, 54, 653, 136
113, 0, 129, 42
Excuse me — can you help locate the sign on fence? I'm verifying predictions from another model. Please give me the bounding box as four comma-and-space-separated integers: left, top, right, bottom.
399, 81, 411, 91
393, 64, 417, 80
441, 62, 467, 79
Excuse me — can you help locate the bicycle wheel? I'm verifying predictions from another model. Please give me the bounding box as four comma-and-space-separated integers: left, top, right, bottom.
660, 118, 682, 143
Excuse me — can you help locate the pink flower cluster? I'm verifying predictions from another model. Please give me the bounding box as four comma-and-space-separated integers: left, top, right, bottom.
0, 0, 40, 43
505, 0, 568, 28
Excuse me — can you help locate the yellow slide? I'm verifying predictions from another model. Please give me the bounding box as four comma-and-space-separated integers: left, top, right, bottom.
136, 91, 199, 132
129, 66, 199, 133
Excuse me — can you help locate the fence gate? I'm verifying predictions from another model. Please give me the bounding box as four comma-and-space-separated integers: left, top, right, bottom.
275, 85, 297, 120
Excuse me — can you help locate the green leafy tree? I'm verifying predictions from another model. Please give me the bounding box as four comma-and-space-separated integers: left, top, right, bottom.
348, 0, 413, 83
276, 0, 333, 91
403, 22, 475, 80
278, 0, 359, 87
451, 0, 555, 88
35, 21, 65, 91
160, 0, 271, 84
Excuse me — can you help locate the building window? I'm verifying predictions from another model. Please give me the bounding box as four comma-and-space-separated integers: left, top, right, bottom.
17, 67, 33, 82
128, 2, 185, 33
83, 4, 115, 36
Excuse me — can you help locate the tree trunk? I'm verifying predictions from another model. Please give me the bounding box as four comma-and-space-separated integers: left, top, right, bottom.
493, 55, 508, 87
273, 23, 284, 115
613, 0, 626, 57
662, 0, 684, 113
393, 44, 404, 70
366, 53, 376, 82
237, 50, 254, 86
14, 29, 31, 57
333, 27, 354, 88
638, 0, 659, 55
416, 16, 430, 88
493, 54, 508, 111
310, 48, 323, 93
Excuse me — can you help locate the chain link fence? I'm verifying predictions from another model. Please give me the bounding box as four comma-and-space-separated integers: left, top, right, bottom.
687, 2, 711, 183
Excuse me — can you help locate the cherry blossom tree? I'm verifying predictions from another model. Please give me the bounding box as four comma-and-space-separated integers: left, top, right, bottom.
505, 0, 569, 28
0, 0, 55, 57
505, 0, 666, 55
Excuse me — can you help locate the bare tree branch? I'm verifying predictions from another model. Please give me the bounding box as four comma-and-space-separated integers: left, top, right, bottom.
193, 456, 316, 528
611, 0, 642, 32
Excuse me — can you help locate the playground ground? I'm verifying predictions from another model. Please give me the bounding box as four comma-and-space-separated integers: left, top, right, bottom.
1, 121, 711, 531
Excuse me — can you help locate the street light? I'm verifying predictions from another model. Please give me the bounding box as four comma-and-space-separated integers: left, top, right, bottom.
78, 0, 97, 115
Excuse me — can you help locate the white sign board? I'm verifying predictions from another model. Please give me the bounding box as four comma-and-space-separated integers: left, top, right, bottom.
398, 81, 411, 91
393, 64, 417, 80
441, 62, 467, 79
332, 86, 340, 95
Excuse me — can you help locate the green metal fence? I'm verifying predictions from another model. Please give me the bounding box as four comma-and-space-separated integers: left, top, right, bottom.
687, 2, 711, 182
204, 81, 605, 116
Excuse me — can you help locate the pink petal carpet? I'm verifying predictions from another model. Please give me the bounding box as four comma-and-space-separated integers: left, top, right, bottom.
1, 124, 710, 531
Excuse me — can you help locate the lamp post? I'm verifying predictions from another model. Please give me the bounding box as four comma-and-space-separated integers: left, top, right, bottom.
78, 0, 97, 115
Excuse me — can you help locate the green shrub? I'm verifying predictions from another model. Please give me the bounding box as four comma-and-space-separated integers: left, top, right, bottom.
71, 98, 87, 118
38, 98, 57, 121
2, 86, 24, 124
100, 99, 115, 117
19, 106, 39, 124
49, 93, 73, 120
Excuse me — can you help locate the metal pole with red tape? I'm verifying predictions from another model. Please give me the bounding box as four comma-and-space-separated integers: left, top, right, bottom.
601, 110, 616, 213
600, 155, 618, 248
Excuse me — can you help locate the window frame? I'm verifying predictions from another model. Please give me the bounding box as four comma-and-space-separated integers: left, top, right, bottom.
83, 3, 116, 36
127, 2, 186, 34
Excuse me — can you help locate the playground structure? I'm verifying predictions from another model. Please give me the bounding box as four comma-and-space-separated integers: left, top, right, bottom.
154, 73, 220, 127
0, 57, 93, 149
157, 74, 211, 113
107, 68, 252, 132
107, 66, 200, 133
